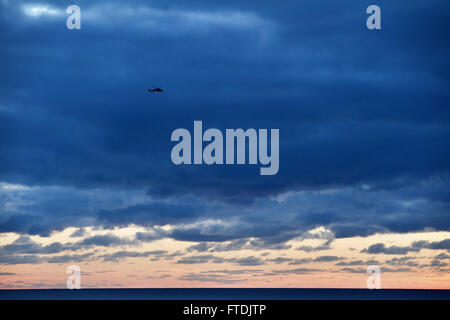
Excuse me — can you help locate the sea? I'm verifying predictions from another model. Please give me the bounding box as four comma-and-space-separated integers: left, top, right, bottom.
0, 288, 449, 300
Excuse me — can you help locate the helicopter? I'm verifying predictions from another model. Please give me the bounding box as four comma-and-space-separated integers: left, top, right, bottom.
148, 88, 163, 93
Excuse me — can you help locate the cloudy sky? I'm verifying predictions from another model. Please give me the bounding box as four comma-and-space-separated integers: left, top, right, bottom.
0, 0, 449, 289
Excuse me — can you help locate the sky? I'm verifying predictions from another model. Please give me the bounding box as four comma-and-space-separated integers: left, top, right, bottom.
0, 0, 449, 289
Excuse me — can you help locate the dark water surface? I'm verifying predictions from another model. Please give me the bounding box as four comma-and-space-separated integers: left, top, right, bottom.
1, 288, 449, 300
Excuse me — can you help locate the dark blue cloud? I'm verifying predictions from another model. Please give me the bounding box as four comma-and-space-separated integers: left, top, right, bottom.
361, 239, 450, 255
412, 239, 450, 251
0, 0, 449, 239
361, 243, 419, 255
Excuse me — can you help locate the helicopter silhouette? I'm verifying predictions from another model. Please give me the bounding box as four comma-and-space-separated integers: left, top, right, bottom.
148, 88, 163, 93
